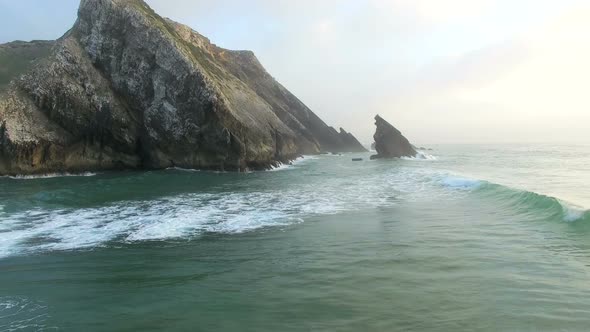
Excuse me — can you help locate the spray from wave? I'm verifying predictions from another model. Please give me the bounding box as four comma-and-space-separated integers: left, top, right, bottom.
269, 155, 319, 171
440, 176, 482, 190
402, 151, 438, 161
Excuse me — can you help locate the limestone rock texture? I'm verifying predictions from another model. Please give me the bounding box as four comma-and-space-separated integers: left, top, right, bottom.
0, 0, 365, 175
370, 115, 416, 160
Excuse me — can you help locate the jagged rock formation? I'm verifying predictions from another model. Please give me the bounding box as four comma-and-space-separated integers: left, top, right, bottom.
336, 128, 367, 153
0, 41, 55, 93
0, 0, 364, 175
370, 115, 416, 160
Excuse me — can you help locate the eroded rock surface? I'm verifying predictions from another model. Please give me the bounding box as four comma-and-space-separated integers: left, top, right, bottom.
0, 0, 364, 175
370, 115, 416, 160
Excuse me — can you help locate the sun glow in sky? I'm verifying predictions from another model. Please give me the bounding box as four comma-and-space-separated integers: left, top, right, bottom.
0, 0, 588, 144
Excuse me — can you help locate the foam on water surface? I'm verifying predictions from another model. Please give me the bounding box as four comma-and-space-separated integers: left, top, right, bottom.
3, 172, 97, 180
0, 297, 54, 331
0, 161, 450, 258
1, 149, 588, 259
269, 155, 320, 171
0, 182, 403, 258
440, 176, 483, 190
559, 201, 589, 222
269, 163, 293, 172
402, 151, 438, 161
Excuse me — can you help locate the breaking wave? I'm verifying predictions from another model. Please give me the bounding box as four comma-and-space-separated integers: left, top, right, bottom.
439, 175, 590, 223
269, 155, 319, 171
402, 151, 438, 161
0, 171, 407, 258
0, 157, 587, 259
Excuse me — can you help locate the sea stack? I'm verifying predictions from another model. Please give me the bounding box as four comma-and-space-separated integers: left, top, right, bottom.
0, 0, 365, 175
370, 115, 416, 160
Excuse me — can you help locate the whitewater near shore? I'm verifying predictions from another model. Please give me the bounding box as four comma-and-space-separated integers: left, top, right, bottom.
0, 144, 588, 258
0, 143, 589, 331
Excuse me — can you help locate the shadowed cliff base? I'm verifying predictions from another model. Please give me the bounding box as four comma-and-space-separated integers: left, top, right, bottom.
0, 0, 365, 176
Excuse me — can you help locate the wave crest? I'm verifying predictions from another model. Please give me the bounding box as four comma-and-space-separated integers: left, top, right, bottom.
440, 175, 589, 223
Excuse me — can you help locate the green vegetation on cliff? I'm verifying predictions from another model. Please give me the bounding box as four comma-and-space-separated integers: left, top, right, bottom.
0, 41, 54, 92
0, 0, 366, 176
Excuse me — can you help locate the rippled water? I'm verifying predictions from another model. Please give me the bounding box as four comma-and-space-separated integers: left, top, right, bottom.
1, 144, 589, 331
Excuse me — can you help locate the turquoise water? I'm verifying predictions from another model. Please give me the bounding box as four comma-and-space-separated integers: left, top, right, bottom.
1, 144, 589, 331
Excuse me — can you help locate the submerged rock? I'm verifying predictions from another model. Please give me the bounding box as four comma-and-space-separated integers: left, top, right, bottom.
370, 115, 416, 160
0, 0, 364, 175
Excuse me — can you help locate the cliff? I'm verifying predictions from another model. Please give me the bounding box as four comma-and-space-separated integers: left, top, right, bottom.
370, 115, 416, 159
0, 0, 364, 175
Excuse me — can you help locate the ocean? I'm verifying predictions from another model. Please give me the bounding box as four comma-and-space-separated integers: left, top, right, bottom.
0, 144, 589, 331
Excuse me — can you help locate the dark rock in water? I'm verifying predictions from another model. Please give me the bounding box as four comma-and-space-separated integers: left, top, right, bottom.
0, 0, 364, 175
352, 158, 363, 162
370, 115, 416, 160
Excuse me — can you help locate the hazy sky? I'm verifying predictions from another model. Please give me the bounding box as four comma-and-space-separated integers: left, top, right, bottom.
1, 0, 589, 144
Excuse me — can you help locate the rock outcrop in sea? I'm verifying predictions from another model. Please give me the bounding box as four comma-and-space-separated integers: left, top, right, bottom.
370, 115, 416, 160
0, 0, 365, 175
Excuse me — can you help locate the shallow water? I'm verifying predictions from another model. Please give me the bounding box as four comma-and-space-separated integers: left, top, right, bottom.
1, 144, 589, 331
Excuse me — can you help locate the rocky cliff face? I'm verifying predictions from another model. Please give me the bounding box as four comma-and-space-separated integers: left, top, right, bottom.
0, 0, 364, 175
0, 41, 55, 93
337, 128, 367, 153
370, 115, 416, 159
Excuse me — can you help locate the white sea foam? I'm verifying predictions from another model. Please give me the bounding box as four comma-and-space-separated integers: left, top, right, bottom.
5, 161, 571, 259
269, 155, 319, 171
440, 176, 482, 190
402, 151, 438, 161
560, 201, 588, 222
6, 160, 564, 259
0, 297, 53, 331
4, 172, 97, 180
0, 185, 386, 258
0, 164, 446, 258
166, 167, 200, 172
0, 299, 18, 311
269, 163, 294, 172
9, 165, 570, 258
296, 155, 320, 163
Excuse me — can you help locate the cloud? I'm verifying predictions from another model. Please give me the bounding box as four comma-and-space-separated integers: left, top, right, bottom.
469, 6, 590, 118
2, 0, 588, 143
371, 0, 493, 24
372, 3, 590, 143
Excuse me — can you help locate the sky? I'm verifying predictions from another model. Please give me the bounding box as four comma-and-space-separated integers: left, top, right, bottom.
1, 0, 589, 144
